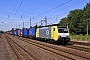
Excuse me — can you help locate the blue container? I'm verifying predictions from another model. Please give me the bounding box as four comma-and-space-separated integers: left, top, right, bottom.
29, 28, 37, 38
14, 29, 18, 35
20, 29, 24, 36
23, 28, 29, 37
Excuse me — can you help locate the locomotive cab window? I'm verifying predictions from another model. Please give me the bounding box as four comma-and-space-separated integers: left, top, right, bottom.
53, 28, 55, 31
58, 27, 68, 33
58, 29, 63, 33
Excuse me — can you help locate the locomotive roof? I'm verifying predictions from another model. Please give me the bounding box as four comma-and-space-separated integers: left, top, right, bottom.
38, 24, 67, 28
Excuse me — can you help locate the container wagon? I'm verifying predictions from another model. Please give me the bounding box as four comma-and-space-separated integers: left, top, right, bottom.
14, 29, 18, 35
29, 28, 37, 38
18, 29, 21, 36
20, 29, 24, 36
23, 28, 29, 37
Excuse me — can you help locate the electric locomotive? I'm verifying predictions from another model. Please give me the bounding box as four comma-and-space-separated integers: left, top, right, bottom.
36, 24, 70, 44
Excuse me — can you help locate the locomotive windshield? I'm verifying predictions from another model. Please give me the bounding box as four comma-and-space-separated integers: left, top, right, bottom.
58, 27, 68, 33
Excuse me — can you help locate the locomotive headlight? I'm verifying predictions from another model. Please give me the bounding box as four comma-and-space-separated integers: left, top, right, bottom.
58, 36, 61, 38
66, 36, 68, 37
60, 36, 61, 37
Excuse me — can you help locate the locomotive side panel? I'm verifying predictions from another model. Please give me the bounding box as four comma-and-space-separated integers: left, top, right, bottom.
39, 26, 51, 39
36, 28, 39, 38
51, 26, 58, 41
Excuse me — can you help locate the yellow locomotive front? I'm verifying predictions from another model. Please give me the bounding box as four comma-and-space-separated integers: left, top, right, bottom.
51, 26, 70, 44
58, 26, 70, 44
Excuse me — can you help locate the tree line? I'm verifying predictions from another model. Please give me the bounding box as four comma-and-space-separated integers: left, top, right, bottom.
59, 2, 90, 35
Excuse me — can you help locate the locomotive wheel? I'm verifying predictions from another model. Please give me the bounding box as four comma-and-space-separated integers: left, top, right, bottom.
63, 42, 67, 45
50, 39, 54, 44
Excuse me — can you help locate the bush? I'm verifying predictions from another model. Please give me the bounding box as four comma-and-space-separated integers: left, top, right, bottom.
82, 36, 85, 41
70, 34, 90, 41
0, 30, 4, 34
71, 32, 74, 36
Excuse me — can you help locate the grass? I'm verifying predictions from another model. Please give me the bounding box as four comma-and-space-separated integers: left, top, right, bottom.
70, 34, 90, 41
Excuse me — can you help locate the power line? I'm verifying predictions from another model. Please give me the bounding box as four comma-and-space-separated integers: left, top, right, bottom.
0, 0, 85, 19
8, 0, 18, 19
48, 13, 68, 20
35, 0, 72, 18
10, 0, 50, 18
48, 0, 85, 20
38, 0, 84, 20
12, 0, 24, 20
28, 0, 50, 15
10, 0, 18, 16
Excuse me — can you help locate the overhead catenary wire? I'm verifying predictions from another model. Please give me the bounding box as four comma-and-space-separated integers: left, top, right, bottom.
47, 0, 85, 20
9, 0, 19, 17
0, 0, 86, 21
27, 0, 50, 15
12, 0, 24, 20
0, 0, 88, 31
0, 0, 85, 27
48, 13, 68, 20
34, 0, 85, 25
35, 0, 72, 18
7, 0, 50, 18
0, 0, 86, 19
8, 0, 19, 23
0, 0, 83, 19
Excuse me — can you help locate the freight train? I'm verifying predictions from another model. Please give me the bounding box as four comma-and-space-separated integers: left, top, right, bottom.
8, 24, 70, 44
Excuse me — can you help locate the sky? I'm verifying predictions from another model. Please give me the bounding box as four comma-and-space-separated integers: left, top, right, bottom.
0, 0, 90, 31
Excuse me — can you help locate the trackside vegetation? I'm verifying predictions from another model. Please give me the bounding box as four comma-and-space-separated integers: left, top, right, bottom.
70, 35, 90, 41
59, 2, 90, 41
59, 2, 90, 35
0, 30, 4, 34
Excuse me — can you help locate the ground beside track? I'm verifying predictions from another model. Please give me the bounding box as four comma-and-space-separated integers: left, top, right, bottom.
7, 34, 90, 60
1, 34, 90, 60
0, 34, 18, 60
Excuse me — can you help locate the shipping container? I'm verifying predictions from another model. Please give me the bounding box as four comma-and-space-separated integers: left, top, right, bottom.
23, 28, 29, 37
29, 28, 37, 38
14, 29, 18, 35
20, 29, 24, 36
18, 29, 21, 36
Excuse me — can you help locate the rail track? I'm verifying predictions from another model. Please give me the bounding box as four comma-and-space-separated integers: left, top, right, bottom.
4, 35, 39, 60
8, 34, 90, 60
15, 35, 90, 52
70, 41, 90, 46
64, 41, 90, 52
62, 44, 90, 52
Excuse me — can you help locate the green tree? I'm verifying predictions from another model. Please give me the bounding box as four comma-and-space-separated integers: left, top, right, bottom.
59, 2, 90, 35
0, 30, 4, 33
